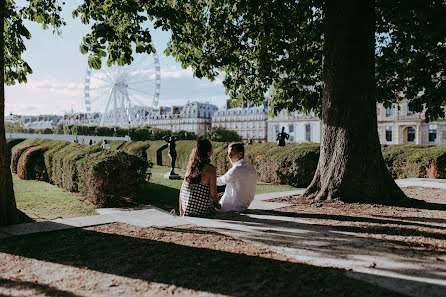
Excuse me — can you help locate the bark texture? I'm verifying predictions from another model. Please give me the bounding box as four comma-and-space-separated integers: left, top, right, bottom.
0, 2, 19, 226
302, 0, 406, 203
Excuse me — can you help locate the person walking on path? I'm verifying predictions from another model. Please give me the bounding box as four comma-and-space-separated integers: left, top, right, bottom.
179, 139, 220, 216
217, 143, 256, 212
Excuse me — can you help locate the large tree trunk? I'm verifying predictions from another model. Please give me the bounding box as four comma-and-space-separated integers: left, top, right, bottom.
301, 0, 406, 203
0, 1, 19, 226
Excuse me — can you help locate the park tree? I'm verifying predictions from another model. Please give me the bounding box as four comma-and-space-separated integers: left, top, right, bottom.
208, 126, 242, 142
0, 0, 64, 226
75, 0, 445, 203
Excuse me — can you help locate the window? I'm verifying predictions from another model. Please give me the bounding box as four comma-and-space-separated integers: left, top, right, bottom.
386, 106, 393, 117
289, 125, 294, 133
429, 124, 438, 142
407, 127, 415, 142
305, 125, 311, 141
407, 103, 413, 115
275, 125, 280, 133
386, 126, 392, 142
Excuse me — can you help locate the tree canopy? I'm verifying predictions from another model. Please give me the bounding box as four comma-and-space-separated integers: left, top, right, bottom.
75, 0, 445, 119
207, 126, 242, 142
4, 0, 65, 85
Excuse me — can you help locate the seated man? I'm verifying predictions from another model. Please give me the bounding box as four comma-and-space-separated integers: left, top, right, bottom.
217, 142, 256, 212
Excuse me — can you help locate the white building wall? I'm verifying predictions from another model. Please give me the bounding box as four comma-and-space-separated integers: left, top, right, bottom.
377, 100, 446, 145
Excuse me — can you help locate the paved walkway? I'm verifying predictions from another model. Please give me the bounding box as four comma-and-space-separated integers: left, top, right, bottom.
1, 179, 445, 297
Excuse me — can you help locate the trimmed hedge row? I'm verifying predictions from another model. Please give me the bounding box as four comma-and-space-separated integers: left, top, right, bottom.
17, 146, 48, 181
148, 141, 446, 187
11, 139, 150, 207
381, 144, 446, 179
11, 145, 35, 174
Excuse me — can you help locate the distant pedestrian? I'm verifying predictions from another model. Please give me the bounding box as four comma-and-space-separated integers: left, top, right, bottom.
101, 139, 110, 149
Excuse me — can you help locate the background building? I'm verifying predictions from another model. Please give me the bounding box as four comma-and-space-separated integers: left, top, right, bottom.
146, 101, 218, 135
377, 100, 446, 145
267, 109, 321, 143
211, 102, 268, 142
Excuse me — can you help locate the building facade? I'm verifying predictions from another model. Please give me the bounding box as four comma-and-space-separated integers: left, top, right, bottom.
377, 100, 446, 145
267, 109, 321, 143
145, 101, 218, 136
211, 103, 269, 142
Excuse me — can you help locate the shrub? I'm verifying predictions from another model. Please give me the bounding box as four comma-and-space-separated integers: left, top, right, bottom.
11, 145, 36, 174
17, 146, 48, 181
6, 138, 25, 161
208, 127, 242, 142
77, 151, 149, 207
51, 144, 102, 191
382, 144, 446, 179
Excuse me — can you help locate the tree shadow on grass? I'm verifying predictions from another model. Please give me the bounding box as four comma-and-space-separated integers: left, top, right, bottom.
135, 182, 180, 212
0, 226, 407, 297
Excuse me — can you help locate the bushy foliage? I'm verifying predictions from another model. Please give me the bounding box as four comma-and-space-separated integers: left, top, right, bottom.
10, 138, 150, 206
17, 146, 48, 181
208, 127, 242, 142
6, 138, 25, 161
11, 145, 36, 174
76, 151, 149, 207
382, 145, 446, 179
5, 122, 53, 134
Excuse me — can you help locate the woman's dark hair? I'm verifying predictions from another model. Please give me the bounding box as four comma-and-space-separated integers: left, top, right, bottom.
186, 139, 212, 184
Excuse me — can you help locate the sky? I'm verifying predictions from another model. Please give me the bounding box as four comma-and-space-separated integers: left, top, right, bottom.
5, 1, 228, 116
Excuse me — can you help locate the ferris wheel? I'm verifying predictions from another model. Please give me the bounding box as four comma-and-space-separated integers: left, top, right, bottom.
84, 52, 161, 127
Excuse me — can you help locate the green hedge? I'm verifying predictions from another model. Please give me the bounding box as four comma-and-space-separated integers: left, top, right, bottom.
146, 140, 228, 170
10, 139, 150, 207
6, 138, 25, 163
147, 141, 446, 187
17, 146, 48, 181
11, 145, 36, 174
74, 150, 149, 206
108, 140, 151, 161
382, 145, 446, 179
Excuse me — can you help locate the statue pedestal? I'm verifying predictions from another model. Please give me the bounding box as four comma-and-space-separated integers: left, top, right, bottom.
164, 172, 182, 180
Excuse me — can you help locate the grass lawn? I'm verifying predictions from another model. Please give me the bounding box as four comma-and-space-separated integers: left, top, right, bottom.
135, 165, 299, 211
13, 175, 97, 221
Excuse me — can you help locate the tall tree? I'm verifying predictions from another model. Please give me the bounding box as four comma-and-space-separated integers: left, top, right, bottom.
0, 0, 64, 226
75, 0, 445, 203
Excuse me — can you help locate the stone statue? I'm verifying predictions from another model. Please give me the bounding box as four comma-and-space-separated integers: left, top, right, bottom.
163, 134, 179, 175
276, 127, 289, 147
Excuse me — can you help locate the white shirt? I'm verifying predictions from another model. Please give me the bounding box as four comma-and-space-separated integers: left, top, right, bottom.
217, 158, 256, 212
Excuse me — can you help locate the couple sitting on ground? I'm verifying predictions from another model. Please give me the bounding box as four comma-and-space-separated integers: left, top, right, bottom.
179, 140, 257, 216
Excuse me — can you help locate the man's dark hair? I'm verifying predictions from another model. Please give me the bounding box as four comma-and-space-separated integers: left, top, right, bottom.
229, 142, 244, 157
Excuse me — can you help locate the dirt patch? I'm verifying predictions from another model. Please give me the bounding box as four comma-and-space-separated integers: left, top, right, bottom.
268, 187, 446, 251
1, 186, 444, 296
0, 223, 405, 297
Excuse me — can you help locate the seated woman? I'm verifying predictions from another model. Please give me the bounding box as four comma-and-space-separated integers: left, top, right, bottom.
179, 139, 220, 216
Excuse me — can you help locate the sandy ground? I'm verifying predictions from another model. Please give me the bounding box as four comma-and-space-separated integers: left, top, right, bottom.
0, 186, 444, 296
270, 187, 446, 252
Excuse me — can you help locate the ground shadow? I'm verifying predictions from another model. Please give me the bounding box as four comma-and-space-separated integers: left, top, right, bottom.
281, 194, 446, 211
156, 144, 168, 166
209, 211, 446, 266
0, 226, 407, 297
0, 278, 82, 297
135, 182, 180, 212
245, 208, 446, 231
